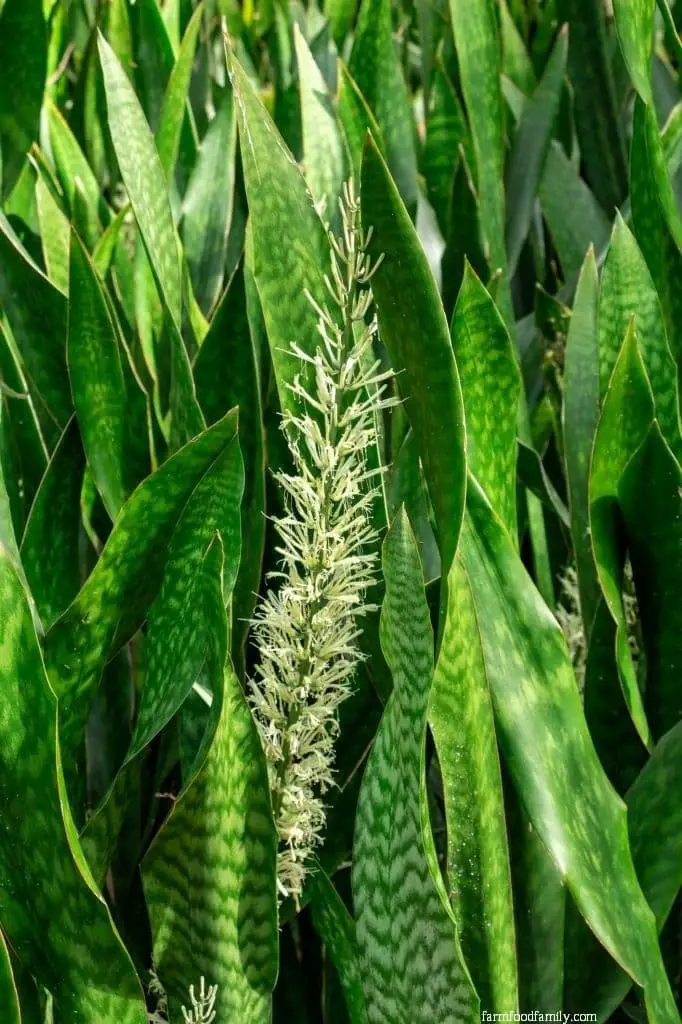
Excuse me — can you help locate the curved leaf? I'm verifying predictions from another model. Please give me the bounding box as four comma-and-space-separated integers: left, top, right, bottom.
462, 477, 677, 1024
0, 0, 47, 197
567, 720, 682, 1017
155, 3, 203, 178
451, 262, 520, 537
0, 551, 147, 1024
309, 867, 368, 1024
599, 214, 680, 459
353, 508, 479, 1024
98, 32, 182, 329
504, 26, 568, 277
448, 0, 510, 323
590, 326, 654, 750
67, 230, 150, 520
0, 214, 70, 436
361, 137, 466, 575
0, 930, 20, 1024
143, 544, 278, 1024
294, 26, 347, 233
563, 248, 601, 633
612, 0, 654, 105
227, 48, 330, 420
20, 418, 85, 631
43, 410, 239, 799
349, 0, 418, 214
128, 434, 243, 757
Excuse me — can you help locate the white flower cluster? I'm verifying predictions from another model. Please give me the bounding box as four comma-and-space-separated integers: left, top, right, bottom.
249, 180, 394, 901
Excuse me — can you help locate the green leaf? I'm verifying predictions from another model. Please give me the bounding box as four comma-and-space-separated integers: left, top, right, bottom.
194, 263, 265, 665
555, 0, 628, 212
612, 0, 655, 105
0, 325, 48, 537
499, 0, 535, 93
155, 3, 203, 179
448, 0, 511, 324
0, 551, 147, 1024
563, 248, 601, 633
505, 26, 568, 277
617, 423, 682, 739
539, 141, 611, 282
309, 867, 368, 1024
361, 137, 466, 575
0, 0, 47, 197
20, 418, 85, 631
337, 61, 385, 183
423, 60, 473, 236
430, 260, 519, 1011
349, 0, 418, 215
142, 549, 278, 1023
451, 263, 520, 537
599, 214, 681, 459
325, 0, 357, 47
67, 230, 150, 520
43, 410, 239, 801
0, 214, 71, 436
462, 476, 678, 1023
353, 508, 479, 1024
227, 48, 331, 421
181, 86, 237, 316
566, 719, 682, 1016
46, 99, 108, 247
590, 326, 654, 750
0, 930, 20, 1024
98, 32, 182, 329
128, 434, 243, 758
429, 553, 519, 1012
294, 25, 347, 233
631, 96, 682, 375
35, 175, 70, 294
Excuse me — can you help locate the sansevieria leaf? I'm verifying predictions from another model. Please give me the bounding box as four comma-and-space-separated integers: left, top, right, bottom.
590, 326, 654, 750
353, 508, 479, 1024
429, 262, 519, 1012
349, 0, 418, 215
43, 410, 239, 805
0, 930, 20, 1024
143, 540, 278, 1023
361, 137, 466, 576
0, 551, 148, 1024
462, 477, 678, 1024
227, 47, 331, 421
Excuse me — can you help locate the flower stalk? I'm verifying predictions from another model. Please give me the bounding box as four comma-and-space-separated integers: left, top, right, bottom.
249, 181, 392, 900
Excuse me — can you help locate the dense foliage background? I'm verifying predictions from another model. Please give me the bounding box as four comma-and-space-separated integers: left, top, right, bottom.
1, 0, 682, 1021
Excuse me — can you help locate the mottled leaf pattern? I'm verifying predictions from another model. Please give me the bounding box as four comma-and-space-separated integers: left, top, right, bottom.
43, 411, 239, 795
143, 543, 278, 1023
353, 509, 479, 1024
0, 552, 147, 1024
361, 137, 466, 574
463, 478, 678, 1024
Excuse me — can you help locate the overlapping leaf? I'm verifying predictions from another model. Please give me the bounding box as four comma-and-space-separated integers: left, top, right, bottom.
353, 509, 479, 1024
0, 552, 148, 1024
361, 137, 466, 575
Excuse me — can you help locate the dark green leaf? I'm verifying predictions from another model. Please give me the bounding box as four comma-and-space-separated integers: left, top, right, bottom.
505, 27, 568, 276
0, 0, 47, 197
353, 508, 479, 1023
20, 418, 85, 631
349, 0, 418, 215
361, 137, 466, 575
0, 552, 147, 1023
462, 476, 678, 1022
